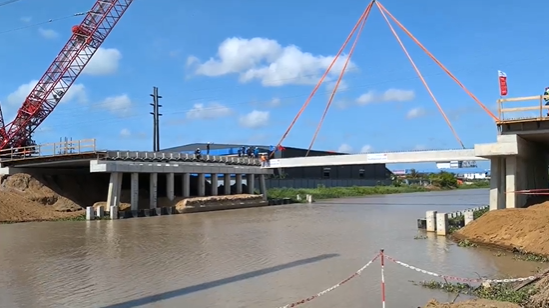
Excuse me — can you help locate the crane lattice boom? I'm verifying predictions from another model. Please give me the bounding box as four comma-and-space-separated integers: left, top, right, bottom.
0, 0, 134, 150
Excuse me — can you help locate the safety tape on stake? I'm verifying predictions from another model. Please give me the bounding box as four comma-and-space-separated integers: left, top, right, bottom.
275, 253, 380, 308
384, 255, 539, 283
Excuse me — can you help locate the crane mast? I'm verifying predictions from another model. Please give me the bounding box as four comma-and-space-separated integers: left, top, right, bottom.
0, 0, 134, 150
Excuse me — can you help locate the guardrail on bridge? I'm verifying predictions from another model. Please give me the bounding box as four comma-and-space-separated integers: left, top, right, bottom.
497, 95, 549, 122
0, 139, 97, 160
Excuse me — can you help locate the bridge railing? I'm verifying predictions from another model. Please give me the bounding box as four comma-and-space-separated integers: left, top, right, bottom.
497, 95, 549, 121
0, 139, 97, 160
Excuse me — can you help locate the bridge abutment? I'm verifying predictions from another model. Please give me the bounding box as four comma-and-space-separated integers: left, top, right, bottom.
476, 134, 549, 210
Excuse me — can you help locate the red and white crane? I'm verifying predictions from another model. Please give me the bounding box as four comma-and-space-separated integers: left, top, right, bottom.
0, 0, 134, 150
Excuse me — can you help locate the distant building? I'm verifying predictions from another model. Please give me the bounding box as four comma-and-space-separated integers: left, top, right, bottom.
162, 143, 393, 188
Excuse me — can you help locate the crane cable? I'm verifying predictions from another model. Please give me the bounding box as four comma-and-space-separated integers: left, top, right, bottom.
271, 0, 376, 157
305, 6, 371, 156
376, 3, 465, 149
0, 11, 89, 35
377, 1, 499, 122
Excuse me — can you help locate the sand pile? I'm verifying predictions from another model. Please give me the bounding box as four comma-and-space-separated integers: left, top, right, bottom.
453, 201, 549, 256
423, 299, 519, 307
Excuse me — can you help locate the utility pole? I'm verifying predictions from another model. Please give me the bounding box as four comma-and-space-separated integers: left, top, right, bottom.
150, 86, 162, 152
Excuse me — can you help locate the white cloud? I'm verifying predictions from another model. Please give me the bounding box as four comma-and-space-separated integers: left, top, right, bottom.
406, 107, 426, 119
120, 128, 131, 137
84, 47, 122, 76
356, 89, 415, 105
186, 102, 232, 120
188, 37, 355, 87
360, 145, 373, 153
267, 98, 281, 107
239, 110, 269, 128
97, 94, 132, 116
38, 28, 58, 39
326, 80, 349, 93
338, 143, 353, 153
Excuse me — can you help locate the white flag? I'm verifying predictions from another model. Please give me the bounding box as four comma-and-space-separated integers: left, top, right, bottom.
498, 70, 507, 78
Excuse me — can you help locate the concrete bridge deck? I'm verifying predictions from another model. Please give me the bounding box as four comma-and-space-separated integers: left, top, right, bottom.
265, 149, 486, 168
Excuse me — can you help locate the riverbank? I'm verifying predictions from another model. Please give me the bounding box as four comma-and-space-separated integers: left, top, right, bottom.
268, 182, 488, 201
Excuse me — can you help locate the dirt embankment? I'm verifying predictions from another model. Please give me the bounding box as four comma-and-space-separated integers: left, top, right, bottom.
0, 173, 96, 223
423, 299, 520, 308
453, 201, 549, 256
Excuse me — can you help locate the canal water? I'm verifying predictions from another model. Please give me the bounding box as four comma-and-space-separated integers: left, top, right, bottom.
0, 189, 540, 308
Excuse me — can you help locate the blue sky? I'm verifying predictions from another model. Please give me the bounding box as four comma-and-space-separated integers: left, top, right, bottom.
0, 0, 547, 170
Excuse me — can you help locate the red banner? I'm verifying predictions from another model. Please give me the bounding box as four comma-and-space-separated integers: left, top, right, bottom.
499, 76, 508, 96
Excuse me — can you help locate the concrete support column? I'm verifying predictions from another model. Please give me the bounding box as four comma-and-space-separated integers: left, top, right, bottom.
198, 173, 205, 197
224, 174, 231, 195
210, 174, 218, 196
166, 172, 175, 201
436, 213, 448, 236
259, 174, 267, 200
235, 174, 243, 194
489, 157, 505, 211
505, 156, 517, 209
426, 210, 437, 232
130, 172, 139, 211
182, 173, 190, 198
247, 174, 255, 194
106, 172, 123, 210
149, 173, 158, 209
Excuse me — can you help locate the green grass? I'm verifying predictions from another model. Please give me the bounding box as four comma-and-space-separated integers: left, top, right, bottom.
457, 181, 490, 189
267, 185, 429, 201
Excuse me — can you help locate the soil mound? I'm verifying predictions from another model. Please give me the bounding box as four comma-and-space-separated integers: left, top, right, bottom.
423, 299, 519, 307
454, 202, 549, 256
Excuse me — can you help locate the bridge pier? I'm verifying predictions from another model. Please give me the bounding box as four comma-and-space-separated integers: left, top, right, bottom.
476, 134, 549, 210
259, 174, 267, 200
235, 174, 243, 194
224, 174, 231, 195
131, 172, 139, 211
166, 172, 175, 201
106, 172, 122, 210
210, 174, 218, 196
149, 173, 158, 209
197, 173, 205, 197
182, 173, 190, 198
247, 174, 255, 194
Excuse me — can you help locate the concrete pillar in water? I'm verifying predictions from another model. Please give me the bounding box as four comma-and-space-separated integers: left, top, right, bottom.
505, 156, 517, 209
426, 210, 437, 232
149, 173, 158, 209
95, 206, 104, 218
464, 211, 474, 226
131, 173, 139, 211
166, 172, 175, 201
198, 173, 205, 197
247, 174, 255, 194
106, 172, 123, 210
110, 206, 118, 220
210, 174, 218, 196
224, 174, 231, 195
86, 206, 95, 220
235, 174, 243, 194
436, 213, 448, 236
259, 174, 267, 200
182, 173, 190, 198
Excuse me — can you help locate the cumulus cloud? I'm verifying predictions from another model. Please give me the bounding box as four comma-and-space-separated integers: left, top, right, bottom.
406, 107, 426, 119
97, 94, 132, 116
360, 145, 373, 153
356, 89, 415, 105
188, 37, 355, 87
338, 143, 353, 153
38, 28, 58, 39
84, 47, 122, 76
120, 128, 131, 137
186, 102, 232, 120
239, 110, 269, 128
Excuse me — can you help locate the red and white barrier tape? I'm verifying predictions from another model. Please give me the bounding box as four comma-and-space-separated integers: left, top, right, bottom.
385, 255, 538, 283
276, 253, 380, 308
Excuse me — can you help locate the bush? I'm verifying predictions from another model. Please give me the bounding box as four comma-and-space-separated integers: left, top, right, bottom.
267, 185, 428, 200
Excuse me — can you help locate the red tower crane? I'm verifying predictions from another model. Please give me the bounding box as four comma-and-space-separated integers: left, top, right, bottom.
0, 0, 134, 150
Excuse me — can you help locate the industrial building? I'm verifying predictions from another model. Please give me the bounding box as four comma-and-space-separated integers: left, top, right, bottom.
162, 143, 392, 188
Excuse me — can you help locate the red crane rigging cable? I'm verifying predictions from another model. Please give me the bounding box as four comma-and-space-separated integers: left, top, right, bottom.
377, 5, 465, 149
0, 0, 134, 150
305, 7, 370, 156
271, 1, 375, 158
376, 1, 498, 122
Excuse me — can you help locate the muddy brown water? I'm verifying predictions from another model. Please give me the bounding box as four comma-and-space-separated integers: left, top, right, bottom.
0, 189, 541, 308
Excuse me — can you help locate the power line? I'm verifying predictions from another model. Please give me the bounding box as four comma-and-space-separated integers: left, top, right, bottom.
0, 0, 21, 8
0, 11, 88, 35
